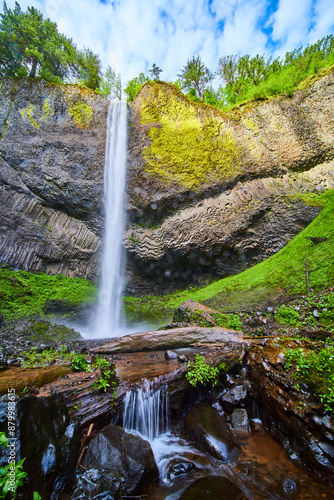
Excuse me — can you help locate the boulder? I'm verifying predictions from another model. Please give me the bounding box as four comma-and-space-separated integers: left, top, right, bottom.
172, 300, 219, 326
70, 468, 120, 500
82, 424, 159, 495
231, 408, 250, 434
184, 403, 240, 462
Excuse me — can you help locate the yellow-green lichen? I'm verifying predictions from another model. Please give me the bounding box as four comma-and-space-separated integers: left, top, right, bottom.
20, 105, 39, 129
241, 117, 259, 133
41, 98, 54, 121
140, 88, 241, 190
67, 101, 93, 128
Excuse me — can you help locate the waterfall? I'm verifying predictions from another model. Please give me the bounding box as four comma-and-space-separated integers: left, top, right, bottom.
123, 379, 169, 441
95, 100, 128, 338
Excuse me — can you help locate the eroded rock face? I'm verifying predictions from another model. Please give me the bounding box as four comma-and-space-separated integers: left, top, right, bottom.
1, 74, 334, 292
0, 78, 108, 280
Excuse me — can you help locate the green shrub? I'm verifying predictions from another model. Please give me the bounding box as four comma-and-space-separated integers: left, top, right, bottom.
185, 354, 219, 387
285, 344, 334, 414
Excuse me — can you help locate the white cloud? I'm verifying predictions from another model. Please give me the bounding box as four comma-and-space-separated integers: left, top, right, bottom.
1, 0, 334, 86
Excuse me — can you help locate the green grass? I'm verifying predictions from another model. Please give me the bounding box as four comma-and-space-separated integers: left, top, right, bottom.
0, 267, 97, 320
124, 190, 334, 320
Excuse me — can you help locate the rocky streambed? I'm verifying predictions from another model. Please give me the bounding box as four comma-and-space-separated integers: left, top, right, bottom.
0, 301, 333, 499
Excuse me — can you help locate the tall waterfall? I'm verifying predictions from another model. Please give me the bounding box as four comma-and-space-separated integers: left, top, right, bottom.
123, 380, 169, 441
95, 100, 128, 338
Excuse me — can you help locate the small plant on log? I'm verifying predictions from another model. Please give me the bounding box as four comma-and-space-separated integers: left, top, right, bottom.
185, 354, 219, 387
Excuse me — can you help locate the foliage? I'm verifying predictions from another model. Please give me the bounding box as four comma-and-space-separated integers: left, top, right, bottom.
124, 72, 149, 101
71, 354, 90, 372
99, 66, 122, 100
0, 433, 27, 499
185, 354, 219, 387
22, 346, 75, 368
149, 63, 162, 80
177, 55, 214, 100
214, 313, 244, 330
0, 267, 97, 320
77, 47, 102, 90
285, 343, 334, 414
216, 35, 334, 108
275, 306, 300, 327
0, 2, 101, 90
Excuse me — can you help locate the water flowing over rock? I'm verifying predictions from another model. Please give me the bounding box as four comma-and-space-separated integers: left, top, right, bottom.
123, 379, 169, 440
95, 100, 128, 337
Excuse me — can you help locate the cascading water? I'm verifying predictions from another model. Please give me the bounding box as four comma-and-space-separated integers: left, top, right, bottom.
123, 379, 169, 441
94, 100, 128, 338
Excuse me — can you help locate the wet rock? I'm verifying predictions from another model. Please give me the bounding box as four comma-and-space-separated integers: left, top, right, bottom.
280, 477, 299, 499
220, 384, 248, 411
178, 354, 188, 363
0, 393, 81, 499
165, 350, 178, 360
184, 403, 240, 462
231, 409, 250, 434
82, 424, 159, 495
180, 476, 248, 499
71, 468, 120, 500
168, 459, 195, 480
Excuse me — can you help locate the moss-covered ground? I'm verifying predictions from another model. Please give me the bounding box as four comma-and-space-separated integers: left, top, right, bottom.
0, 268, 97, 320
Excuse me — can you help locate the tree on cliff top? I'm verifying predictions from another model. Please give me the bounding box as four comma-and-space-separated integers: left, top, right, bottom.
0, 1, 101, 90
178, 55, 214, 100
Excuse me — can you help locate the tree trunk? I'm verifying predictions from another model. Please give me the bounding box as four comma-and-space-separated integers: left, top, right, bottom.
30, 59, 38, 78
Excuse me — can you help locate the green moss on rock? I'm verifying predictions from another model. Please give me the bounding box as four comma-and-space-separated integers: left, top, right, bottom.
67, 101, 93, 128
139, 85, 241, 190
19, 105, 39, 128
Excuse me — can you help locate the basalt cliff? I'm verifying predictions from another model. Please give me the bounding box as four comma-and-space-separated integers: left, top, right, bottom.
0, 72, 334, 292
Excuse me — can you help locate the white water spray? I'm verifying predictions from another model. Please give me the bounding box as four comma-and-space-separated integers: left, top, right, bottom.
95, 100, 128, 338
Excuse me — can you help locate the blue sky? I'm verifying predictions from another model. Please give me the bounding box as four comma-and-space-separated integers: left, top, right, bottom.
2, 0, 334, 86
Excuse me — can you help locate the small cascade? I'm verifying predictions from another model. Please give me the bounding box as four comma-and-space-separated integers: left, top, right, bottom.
123, 379, 169, 441
94, 100, 128, 338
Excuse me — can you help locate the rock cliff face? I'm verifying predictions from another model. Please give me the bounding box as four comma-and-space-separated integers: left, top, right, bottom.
0, 78, 108, 280
125, 72, 334, 293
1, 72, 334, 291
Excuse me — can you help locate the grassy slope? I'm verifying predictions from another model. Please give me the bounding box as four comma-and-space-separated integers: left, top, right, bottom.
124, 190, 334, 322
